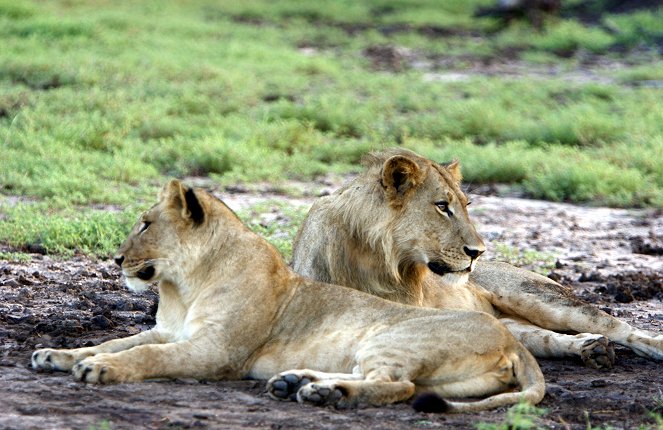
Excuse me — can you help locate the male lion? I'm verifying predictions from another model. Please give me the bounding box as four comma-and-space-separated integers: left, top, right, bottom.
32, 179, 545, 413
292, 149, 663, 369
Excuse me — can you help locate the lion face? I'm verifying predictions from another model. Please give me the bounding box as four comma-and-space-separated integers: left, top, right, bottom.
378, 152, 485, 283
114, 180, 207, 292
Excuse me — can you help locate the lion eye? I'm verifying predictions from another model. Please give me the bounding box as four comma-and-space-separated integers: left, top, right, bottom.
139, 221, 151, 233
435, 201, 452, 217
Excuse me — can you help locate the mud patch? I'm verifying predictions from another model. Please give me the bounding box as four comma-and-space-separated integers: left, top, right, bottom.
575, 271, 663, 304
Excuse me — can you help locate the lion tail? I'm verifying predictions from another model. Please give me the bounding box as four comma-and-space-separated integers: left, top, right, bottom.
412, 344, 545, 413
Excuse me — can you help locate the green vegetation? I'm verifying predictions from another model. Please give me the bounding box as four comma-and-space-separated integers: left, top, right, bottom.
238, 201, 309, 262
475, 400, 548, 430
0, 201, 137, 257
1, 0, 662, 257
492, 242, 556, 275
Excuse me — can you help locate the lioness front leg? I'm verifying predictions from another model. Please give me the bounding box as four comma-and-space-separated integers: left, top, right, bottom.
32, 329, 164, 372
501, 318, 615, 368
71, 339, 224, 383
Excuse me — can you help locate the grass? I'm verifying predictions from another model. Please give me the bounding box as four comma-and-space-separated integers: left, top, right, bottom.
238, 201, 309, 262
0, 0, 662, 257
475, 400, 548, 430
492, 243, 557, 275
0, 201, 138, 257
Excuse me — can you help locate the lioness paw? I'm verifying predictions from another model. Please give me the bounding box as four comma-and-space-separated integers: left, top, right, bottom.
580, 336, 615, 369
267, 372, 315, 402
32, 349, 77, 372
72, 355, 130, 383
297, 382, 344, 407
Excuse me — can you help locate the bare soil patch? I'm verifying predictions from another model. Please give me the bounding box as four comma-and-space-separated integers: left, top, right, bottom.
1, 189, 662, 429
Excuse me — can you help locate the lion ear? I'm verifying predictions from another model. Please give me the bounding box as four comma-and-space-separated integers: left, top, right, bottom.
381, 155, 423, 197
443, 160, 462, 184
161, 179, 205, 225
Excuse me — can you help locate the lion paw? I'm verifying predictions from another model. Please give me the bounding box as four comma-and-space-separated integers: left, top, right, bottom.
580, 336, 615, 369
32, 349, 77, 372
297, 383, 345, 407
267, 372, 316, 402
72, 355, 126, 383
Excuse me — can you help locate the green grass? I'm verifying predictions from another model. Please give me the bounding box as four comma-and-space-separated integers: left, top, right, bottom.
238, 201, 309, 262
492, 243, 557, 275
475, 400, 548, 430
0, 0, 662, 257
0, 201, 139, 257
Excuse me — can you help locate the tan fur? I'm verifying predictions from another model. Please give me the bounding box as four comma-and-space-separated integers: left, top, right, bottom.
293, 149, 663, 368
32, 179, 544, 413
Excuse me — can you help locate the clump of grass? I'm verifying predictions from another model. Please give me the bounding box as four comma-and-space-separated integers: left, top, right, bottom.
492, 243, 557, 275
524, 159, 657, 208
0, 0, 36, 19
605, 9, 663, 48
476, 399, 548, 430
0, 251, 31, 262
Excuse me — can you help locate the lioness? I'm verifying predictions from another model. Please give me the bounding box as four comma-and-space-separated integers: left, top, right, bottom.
292, 149, 663, 368
32, 179, 545, 412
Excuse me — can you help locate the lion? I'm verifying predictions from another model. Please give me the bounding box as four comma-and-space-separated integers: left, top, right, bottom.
292, 148, 663, 369
32, 179, 545, 413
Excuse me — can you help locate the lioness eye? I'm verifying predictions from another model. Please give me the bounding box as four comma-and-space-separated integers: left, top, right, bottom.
435, 201, 452, 216
139, 221, 151, 233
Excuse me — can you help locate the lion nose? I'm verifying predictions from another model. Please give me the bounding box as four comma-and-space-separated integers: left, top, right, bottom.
463, 246, 484, 259
114, 255, 125, 267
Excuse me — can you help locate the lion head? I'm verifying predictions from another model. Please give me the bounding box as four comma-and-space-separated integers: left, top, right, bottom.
113, 179, 226, 293
293, 148, 485, 301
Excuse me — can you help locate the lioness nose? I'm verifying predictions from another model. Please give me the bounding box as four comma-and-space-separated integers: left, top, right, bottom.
463, 246, 484, 259
114, 255, 125, 267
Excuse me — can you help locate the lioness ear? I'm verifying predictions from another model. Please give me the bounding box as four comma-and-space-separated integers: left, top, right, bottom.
381, 155, 423, 198
443, 160, 462, 184
161, 179, 205, 225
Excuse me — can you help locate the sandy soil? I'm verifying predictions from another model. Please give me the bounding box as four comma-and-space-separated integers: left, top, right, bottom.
1, 186, 662, 429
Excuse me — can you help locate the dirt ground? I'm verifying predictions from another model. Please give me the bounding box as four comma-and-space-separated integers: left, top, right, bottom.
1, 183, 661, 430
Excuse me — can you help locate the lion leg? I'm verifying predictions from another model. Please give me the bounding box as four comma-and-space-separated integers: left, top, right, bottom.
501, 318, 615, 368
498, 297, 663, 361
32, 329, 165, 372
474, 262, 663, 360
70, 339, 224, 383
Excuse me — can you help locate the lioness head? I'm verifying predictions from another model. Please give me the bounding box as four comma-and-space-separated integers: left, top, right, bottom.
342, 149, 485, 285
113, 179, 217, 292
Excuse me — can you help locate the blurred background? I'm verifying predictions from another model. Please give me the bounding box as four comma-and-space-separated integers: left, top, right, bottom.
1, 0, 662, 257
